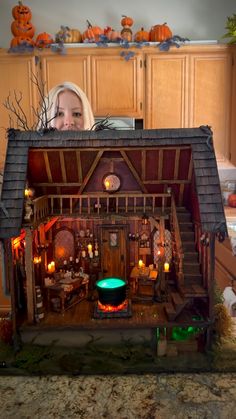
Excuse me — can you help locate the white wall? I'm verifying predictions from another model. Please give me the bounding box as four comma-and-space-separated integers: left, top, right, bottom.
0, 0, 235, 48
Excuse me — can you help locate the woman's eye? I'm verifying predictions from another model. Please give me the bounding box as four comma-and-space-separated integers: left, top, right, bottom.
73, 112, 82, 118
56, 111, 64, 117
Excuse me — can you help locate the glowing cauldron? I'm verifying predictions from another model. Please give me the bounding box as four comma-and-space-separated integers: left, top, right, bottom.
96, 277, 126, 306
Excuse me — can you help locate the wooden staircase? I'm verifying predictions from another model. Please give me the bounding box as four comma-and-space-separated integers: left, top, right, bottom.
164, 207, 208, 321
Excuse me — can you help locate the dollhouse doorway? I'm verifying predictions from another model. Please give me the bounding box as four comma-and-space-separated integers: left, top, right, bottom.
100, 225, 127, 280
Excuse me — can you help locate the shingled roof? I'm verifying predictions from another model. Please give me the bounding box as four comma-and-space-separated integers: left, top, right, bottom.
0, 126, 227, 239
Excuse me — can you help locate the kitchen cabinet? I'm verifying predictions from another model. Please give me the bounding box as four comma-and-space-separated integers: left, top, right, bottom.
0, 44, 235, 167
40, 52, 91, 102
90, 52, 143, 117
188, 50, 232, 161
145, 53, 188, 129
230, 46, 236, 166
0, 52, 38, 171
145, 45, 232, 162
40, 48, 144, 118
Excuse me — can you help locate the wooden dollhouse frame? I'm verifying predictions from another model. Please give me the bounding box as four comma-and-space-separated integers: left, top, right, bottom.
0, 126, 228, 350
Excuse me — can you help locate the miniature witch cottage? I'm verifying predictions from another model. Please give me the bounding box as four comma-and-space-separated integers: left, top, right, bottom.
0, 126, 228, 351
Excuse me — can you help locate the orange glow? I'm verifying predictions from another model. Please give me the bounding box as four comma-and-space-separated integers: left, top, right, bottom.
98, 299, 128, 312
24, 188, 30, 197
33, 256, 41, 264
105, 180, 110, 189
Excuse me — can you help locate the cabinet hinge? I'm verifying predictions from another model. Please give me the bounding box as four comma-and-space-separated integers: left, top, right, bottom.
34, 56, 41, 68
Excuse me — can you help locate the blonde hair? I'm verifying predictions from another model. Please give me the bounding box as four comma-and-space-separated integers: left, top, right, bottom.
39, 81, 95, 130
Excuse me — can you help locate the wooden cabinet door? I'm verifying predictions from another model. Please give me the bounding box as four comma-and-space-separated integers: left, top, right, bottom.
101, 226, 127, 279
230, 48, 236, 166
90, 53, 143, 117
41, 54, 91, 101
0, 54, 38, 171
145, 53, 189, 129
189, 52, 232, 161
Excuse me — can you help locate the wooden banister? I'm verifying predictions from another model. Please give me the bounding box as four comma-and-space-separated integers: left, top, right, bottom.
171, 195, 184, 286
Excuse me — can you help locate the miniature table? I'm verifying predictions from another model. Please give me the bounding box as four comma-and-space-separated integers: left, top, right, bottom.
46, 276, 89, 313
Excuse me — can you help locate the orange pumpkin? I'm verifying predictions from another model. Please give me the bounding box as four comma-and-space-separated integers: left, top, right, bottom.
11, 20, 35, 38
64, 29, 82, 43
82, 20, 103, 42
150, 23, 173, 42
12, 1, 32, 22
134, 27, 150, 42
121, 15, 134, 27
104, 27, 121, 42
35, 32, 54, 48
228, 194, 236, 207
10, 36, 35, 48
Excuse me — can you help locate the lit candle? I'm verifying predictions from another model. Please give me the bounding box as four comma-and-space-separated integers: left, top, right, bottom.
82, 250, 86, 258
94, 250, 99, 257
50, 261, 55, 272
48, 263, 52, 273
105, 180, 110, 189
87, 243, 92, 252
164, 262, 169, 272
138, 259, 143, 268
89, 251, 93, 259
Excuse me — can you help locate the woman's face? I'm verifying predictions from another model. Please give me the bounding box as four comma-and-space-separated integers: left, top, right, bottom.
54, 89, 84, 130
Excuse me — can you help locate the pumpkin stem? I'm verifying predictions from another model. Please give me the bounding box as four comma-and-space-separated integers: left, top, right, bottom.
122, 15, 127, 17
18, 1, 22, 5
86, 19, 92, 28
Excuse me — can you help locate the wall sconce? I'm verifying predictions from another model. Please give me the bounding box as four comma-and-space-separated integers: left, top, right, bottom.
166, 186, 172, 194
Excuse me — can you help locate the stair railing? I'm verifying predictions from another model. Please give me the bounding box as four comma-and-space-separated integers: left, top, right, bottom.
170, 195, 184, 286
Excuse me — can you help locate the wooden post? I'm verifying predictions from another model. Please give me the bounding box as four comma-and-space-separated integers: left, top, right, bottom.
25, 227, 34, 323
5, 239, 17, 336
206, 232, 216, 349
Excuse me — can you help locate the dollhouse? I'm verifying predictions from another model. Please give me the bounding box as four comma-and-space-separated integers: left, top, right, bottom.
0, 126, 228, 351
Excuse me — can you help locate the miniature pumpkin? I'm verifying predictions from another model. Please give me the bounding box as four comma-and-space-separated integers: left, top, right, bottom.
228, 193, 236, 207
64, 29, 82, 43
121, 15, 134, 27
35, 32, 54, 48
11, 20, 35, 38
10, 36, 35, 48
134, 27, 150, 42
82, 20, 103, 42
12, 1, 32, 22
150, 23, 173, 42
104, 27, 121, 42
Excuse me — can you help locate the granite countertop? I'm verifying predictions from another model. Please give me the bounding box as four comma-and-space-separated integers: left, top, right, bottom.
0, 374, 235, 418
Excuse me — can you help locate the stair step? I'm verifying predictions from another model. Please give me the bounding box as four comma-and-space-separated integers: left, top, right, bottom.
184, 252, 199, 262
183, 262, 201, 274
182, 242, 196, 252
171, 292, 184, 308
179, 222, 194, 232
179, 285, 207, 298
164, 302, 176, 321
181, 231, 195, 241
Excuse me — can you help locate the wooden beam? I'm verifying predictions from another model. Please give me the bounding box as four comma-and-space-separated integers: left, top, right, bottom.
141, 150, 146, 181
43, 151, 53, 183
158, 149, 163, 180
59, 151, 67, 183
174, 149, 180, 179
78, 150, 104, 194
25, 227, 34, 324
187, 155, 193, 180
76, 150, 82, 183
120, 150, 148, 193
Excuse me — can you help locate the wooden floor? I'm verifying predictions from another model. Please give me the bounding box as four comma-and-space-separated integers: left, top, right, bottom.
37, 298, 208, 331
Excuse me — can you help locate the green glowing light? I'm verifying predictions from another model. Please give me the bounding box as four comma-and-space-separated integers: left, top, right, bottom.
171, 326, 202, 341
96, 278, 125, 289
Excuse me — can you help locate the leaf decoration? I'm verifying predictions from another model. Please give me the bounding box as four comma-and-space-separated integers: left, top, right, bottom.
158, 35, 189, 51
